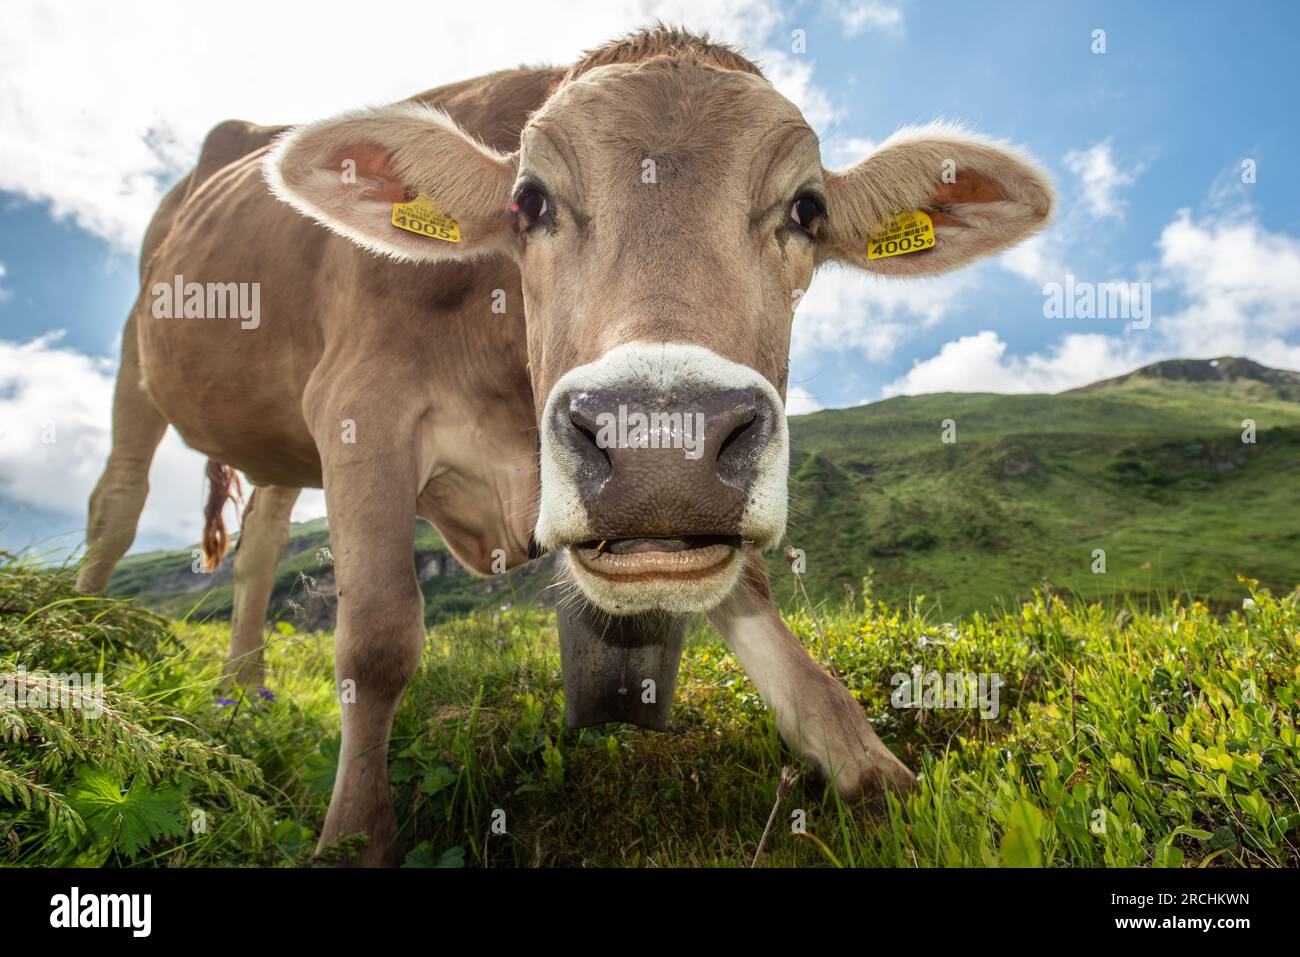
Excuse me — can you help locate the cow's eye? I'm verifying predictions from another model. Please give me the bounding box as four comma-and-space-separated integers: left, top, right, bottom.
790, 195, 824, 234
513, 187, 549, 231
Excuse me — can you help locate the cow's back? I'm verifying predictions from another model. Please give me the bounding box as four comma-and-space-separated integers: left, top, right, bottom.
140, 120, 287, 282
136, 68, 561, 499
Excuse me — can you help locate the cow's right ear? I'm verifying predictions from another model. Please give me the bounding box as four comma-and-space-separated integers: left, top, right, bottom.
263, 103, 518, 263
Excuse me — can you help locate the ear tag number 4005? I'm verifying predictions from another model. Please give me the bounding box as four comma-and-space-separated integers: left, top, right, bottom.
391, 194, 461, 243
867, 209, 935, 260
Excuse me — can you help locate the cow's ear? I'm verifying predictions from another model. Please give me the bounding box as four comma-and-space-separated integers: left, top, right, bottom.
263, 103, 517, 263
820, 123, 1053, 276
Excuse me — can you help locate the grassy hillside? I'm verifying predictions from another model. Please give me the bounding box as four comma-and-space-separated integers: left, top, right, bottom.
771, 357, 1300, 618
3, 556, 1296, 867
107, 356, 1300, 625
107, 517, 553, 628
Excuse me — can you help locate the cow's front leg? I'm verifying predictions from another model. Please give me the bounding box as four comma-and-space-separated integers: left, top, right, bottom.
709, 553, 915, 801
312, 413, 426, 866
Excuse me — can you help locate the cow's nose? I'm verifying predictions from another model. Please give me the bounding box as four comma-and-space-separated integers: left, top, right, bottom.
557, 387, 779, 537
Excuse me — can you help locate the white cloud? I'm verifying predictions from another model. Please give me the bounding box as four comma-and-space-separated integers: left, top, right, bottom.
793, 264, 976, 362
882, 330, 1147, 396
1155, 207, 1300, 367
1063, 140, 1141, 220
0, 0, 832, 249
1000, 139, 1144, 289
0, 333, 327, 550
820, 135, 877, 171
0, 262, 9, 302
293, 490, 327, 526
999, 233, 1069, 286
0, 333, 195, 543
831, 2, 905, 35
758, 47, 842, 134
784, 385, 823, 415
891, 196, 1300, 397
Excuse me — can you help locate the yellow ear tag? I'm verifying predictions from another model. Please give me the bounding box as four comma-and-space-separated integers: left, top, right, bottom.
866, 209, 935, 260
391, 194, 461, 243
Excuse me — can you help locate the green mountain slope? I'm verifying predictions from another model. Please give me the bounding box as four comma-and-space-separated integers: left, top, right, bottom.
107, 517, 554, 627
108, 356, 1300, 624
768, 356, 1300, 616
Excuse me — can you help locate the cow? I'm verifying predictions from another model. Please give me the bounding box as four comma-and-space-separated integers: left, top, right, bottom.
76, 26, 1052, 865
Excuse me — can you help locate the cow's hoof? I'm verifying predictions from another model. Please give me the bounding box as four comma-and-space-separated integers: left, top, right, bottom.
314, 827, 401, 868
802, 742, 915, 807
834, 749, 917, 807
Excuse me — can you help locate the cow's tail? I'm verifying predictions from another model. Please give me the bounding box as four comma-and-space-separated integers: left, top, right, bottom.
201, 459, 244, 571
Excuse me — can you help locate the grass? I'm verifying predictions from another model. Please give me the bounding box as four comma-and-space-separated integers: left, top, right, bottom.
2, 553, 1297, 867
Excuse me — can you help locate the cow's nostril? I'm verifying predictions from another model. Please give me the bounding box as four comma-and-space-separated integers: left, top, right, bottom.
712, 394, 772, 489
569, 414, 611, 467
717, 413, 757, 461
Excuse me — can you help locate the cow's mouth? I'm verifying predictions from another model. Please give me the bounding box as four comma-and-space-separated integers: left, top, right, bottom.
570, 534, 743, 579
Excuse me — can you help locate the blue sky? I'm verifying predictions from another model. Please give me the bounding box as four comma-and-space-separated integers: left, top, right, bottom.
1, 0, 1298, 552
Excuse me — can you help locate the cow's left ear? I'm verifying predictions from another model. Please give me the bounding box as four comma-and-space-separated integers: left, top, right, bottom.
820, 124, 1053, 276
263, 102, 518, 263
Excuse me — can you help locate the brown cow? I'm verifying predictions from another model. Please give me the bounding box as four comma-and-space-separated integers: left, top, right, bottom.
77, 27, 1052, 865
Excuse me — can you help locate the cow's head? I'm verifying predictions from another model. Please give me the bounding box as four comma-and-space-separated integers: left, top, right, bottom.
266, 28, 1052, 617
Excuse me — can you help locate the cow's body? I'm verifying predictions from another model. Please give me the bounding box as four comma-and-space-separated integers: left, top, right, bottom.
135, 69, 557, 569
79, 27, 1051, 865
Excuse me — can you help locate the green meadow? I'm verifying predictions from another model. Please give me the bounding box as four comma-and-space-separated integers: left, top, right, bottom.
2, 557, 1296, 867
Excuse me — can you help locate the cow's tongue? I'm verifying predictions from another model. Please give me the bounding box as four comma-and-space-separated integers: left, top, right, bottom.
590, 536, 742, 555
605, 537, 692, 554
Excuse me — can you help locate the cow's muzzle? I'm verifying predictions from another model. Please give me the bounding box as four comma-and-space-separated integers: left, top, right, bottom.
535, 342, 790, 615
556, 385, 779, 541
